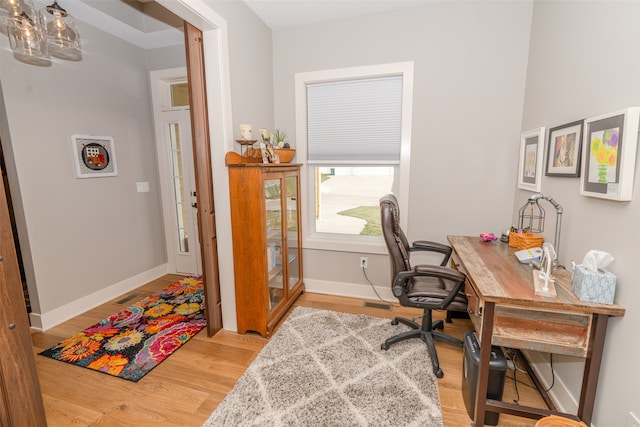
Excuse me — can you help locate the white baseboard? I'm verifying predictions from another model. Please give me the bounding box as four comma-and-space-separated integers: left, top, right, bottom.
304, 278, 396, 305
29, 264, 169, 332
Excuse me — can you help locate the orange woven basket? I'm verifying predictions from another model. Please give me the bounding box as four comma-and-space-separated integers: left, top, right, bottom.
509, 232, 543, 250
535, 415, 587, 427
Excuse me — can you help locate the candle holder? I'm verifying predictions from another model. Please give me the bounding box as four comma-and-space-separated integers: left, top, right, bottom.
236, 139, 258, 162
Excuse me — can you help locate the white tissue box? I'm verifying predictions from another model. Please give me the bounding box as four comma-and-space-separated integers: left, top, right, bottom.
572, 265, 617, 304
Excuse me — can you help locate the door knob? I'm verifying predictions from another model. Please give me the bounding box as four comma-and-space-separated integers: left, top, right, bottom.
8, 323, 16, 329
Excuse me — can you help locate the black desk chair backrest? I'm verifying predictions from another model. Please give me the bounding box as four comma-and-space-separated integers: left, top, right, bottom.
379, 193, 468, 378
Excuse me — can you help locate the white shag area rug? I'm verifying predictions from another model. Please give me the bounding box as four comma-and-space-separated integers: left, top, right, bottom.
202, 306, 442, 426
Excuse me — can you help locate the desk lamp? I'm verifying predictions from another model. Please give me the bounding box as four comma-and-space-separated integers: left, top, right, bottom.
518, 193, 563, 269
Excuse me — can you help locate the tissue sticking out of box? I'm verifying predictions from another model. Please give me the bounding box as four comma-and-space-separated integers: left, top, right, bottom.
580, 250, 614, 274
572, 250, 617, 304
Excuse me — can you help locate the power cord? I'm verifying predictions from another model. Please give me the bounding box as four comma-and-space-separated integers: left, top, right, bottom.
544, 353, 555, 392
503, 350, 530, 405
507, 350, 525, 404
361, 265, 399, 307
504, 349, 555, 405
512, 356, 520, 404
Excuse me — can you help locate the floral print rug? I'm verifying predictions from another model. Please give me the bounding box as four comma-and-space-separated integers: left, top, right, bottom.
39, 277, 206, 382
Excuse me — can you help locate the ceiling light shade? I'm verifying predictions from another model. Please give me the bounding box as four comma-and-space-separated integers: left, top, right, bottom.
0, 0, 24, 26
39, 1, 80, 60
7, 7, 48, 60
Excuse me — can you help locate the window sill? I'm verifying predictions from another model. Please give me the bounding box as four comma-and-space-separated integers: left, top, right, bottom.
302, 234, 387, 255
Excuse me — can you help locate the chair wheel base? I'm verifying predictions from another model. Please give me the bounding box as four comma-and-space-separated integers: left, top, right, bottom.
434, 368, 443, 378
390, 319, 398, 326
381, 343, 389, 351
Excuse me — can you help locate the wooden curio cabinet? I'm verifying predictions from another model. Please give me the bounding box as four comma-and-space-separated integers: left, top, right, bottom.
227, 162, 304, 337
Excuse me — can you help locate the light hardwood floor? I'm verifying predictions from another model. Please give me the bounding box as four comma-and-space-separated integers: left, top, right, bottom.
31, 275, 545, 426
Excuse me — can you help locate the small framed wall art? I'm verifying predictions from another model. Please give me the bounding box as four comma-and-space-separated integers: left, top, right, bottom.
580, 107, 640, 201
71, 134, 118, 178
545, 119, 583, 177
518, 127, 545, 192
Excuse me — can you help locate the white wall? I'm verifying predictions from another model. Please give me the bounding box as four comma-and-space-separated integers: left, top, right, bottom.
206, 0, 274, 137
518, 1, 640, 425
0, 22, 169, 329
146, 44, 186, 71
272, 1, 533, 298
0, 0, 274, 332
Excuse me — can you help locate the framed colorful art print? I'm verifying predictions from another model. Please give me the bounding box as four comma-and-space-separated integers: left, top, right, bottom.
71, 134, 118, 178
580, 107, 640, 201
545, 120, 583, 177
518, 127, 545, 192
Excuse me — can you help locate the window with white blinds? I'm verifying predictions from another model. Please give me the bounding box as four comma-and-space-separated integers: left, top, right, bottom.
294, 62, 413, 252
307, 76, 402, 164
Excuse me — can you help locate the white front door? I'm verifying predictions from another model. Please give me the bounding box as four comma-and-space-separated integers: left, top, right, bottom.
161, 107, 201, 275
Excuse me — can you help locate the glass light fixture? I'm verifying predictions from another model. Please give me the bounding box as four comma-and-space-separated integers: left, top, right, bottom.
7, 7, 48, 60
39, 1, 80, 60
2, 0, 81, 64
0, 0, 23, 27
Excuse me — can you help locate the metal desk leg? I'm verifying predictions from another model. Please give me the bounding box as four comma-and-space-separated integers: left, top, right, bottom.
578, 314, 608, 424
473, 301, 495, 427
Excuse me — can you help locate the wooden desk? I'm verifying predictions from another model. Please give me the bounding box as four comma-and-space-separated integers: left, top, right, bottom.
448, 235, 625, 426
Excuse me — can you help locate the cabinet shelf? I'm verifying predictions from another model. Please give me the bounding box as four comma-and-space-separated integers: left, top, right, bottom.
268, 266, 283, 282
227, 163, 304, 337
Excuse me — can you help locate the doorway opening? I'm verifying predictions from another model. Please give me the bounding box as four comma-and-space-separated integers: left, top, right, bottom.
151, 71, 202, 276
0, 140, 30, 313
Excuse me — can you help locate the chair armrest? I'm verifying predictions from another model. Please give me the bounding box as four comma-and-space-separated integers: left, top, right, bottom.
392, 265, 466, 309
409, 240, 452, 266
413, 264, 465, 282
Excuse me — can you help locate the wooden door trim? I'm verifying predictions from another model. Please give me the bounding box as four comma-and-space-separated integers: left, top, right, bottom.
0, 162, 46, 425
184, 22, 223, 335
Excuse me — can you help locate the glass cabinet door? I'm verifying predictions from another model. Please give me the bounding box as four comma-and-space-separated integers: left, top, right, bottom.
264, 178, 284, 310
285, 175, 300, 292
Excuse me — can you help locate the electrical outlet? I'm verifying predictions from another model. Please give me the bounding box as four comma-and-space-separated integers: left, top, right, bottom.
627, 412, 640, 427
360, 257, 368, 269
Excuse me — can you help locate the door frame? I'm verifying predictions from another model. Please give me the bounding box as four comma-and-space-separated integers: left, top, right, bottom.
155, 0, 238, 332
0, 161, 46, 425
149, 69, 202, 276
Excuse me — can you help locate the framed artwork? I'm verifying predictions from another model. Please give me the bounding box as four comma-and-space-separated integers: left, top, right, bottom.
580, 107, 640, 201
545, 120, 583, 177
71, 134, 118, 178
258, 142, 270, 163
518, 127, 545, 192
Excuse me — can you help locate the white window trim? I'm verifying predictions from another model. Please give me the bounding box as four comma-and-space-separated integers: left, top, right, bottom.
294, 62, 413, 254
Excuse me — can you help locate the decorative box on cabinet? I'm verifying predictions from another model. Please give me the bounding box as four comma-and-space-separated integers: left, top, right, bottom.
227, 162, 304, 337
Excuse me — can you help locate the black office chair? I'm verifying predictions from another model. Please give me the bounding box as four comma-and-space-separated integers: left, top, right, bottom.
379, 194, 468, 378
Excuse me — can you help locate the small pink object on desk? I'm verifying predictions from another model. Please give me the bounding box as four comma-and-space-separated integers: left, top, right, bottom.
480, 232, 497, 242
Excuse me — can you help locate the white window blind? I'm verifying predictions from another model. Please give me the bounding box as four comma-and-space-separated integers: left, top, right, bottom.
307, 76, 402, 163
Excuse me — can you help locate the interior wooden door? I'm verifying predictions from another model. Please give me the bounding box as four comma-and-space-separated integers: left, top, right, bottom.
184, 21, 223, 335
0, 162, 46, 426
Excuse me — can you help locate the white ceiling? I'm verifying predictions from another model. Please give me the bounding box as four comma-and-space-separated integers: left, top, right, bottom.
243, 0, 432, 30
68, 0, 433, 49
65, 0, 184, 49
